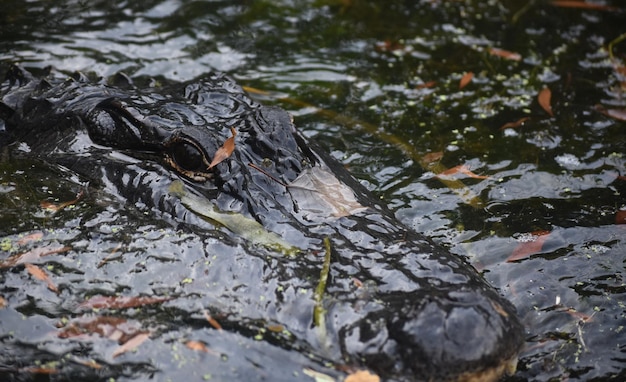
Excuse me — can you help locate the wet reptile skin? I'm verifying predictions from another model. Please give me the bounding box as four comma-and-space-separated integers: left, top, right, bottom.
1, 65, 524, 381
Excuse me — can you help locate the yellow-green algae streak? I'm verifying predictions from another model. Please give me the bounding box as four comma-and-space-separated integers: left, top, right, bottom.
169, 180, 300, 256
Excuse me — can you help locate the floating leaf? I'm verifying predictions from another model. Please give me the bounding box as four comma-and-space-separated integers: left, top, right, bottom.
551, 1, 617, 11
24, 263, 58, 293
437, 165, 489, 180
345, 370, 381, 382
489, 47, 522, 61
79, 295, 172, 310
459, 72, 474, 89
0, 295, 7, 309
208, 127, 237, 169
169, 181, 300, 255
112, 332, 150, 358
538, 87, 554, 117
288, 167, 367, 219
506, 230, 551, 262
500, 117, 530, 130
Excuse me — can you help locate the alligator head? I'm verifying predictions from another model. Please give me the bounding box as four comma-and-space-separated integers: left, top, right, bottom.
1, 65, 524, 381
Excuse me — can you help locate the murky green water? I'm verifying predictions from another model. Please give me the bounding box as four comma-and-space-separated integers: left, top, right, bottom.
1, 1, 625, 381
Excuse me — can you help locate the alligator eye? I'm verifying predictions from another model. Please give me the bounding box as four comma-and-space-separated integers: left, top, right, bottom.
168, 140, 207, 173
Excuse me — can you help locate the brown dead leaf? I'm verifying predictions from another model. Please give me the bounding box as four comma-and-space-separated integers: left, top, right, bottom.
506, 230, 551, 262
79, 295, 172, 310
551, 1, 617, 11
489, 47, 522, 61
19, 367, 58, 375
40, 190, 84, 213
96, 243, 124, 268
24, 263, 59, 293
71, 357, 103, 369
203, 310, 223, 331
186, 340, 210, 352
595, 105, 626, 121
420, 151, 444, 167
57, 316, 133, 340
345, 370, 380, 382
538, 87, 554, 117
500, 117, 530, 130
112, 332, 150, 358
17, 231, 44, 245
0, 295, 7, 309
208, 127, 237, 169
266, 324, 284, 333
415, 80, 437, 89
0, 245, 71, 269
561, 308, 594, 322
459, 72, 474, 89
437, 165, 489, 180
616, 210, 626, 225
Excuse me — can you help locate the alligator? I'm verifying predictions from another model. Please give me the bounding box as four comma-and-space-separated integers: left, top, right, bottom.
0, 64, 524, 381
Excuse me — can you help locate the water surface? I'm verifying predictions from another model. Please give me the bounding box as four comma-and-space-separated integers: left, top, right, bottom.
1, 1, 625, 381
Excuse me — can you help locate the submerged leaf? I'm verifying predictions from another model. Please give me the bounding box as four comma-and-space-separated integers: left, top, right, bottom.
616, 210, 626, 225
169, 181, 300, 255
112, 332, 150, 358
57, 316, 141, 341
203, 310, 223, 331
303, 368, 335, 382
79, 295, 172, 310
506, 230, 551, 262
208, 127, 237, 169
437, 165, 489, 180
288, 167, 367, 219
17, 232, 44, 245
345, 370, 381, 382
489, 47, 522, 61
25, 263, 59, 293
186, 340, 214, 353
538, 87, 554, 117
0, 245, 70, 268
459, 72, 474, 89
40, 190, 83, 213
500, 117, 530, 130
551, 1, 617, 11
595, 105, 626, 121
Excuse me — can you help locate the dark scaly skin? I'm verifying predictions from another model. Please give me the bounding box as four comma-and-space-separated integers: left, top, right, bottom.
1, 65, 524, 381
